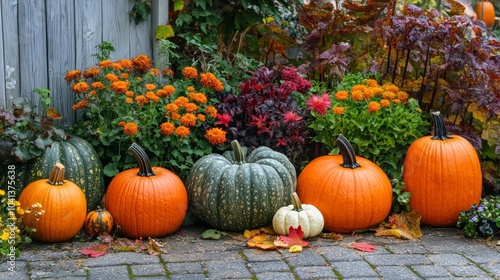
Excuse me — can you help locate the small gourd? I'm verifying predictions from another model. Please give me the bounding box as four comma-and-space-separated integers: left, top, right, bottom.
18, 163, 87, 243
272, 192, 324, 239
84, 206, 114, 238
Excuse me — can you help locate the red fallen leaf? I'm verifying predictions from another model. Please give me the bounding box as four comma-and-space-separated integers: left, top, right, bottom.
279, 226, 309, 247
80, 243, 110, 258
353, 242, 376, 252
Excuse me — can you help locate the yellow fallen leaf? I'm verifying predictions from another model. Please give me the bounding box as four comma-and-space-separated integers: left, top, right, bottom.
289, 245, 303, 253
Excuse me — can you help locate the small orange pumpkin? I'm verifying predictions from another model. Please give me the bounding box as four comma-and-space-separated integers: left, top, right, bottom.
475, 0, 496, 27
105, 143, 188, 239
84, 206, 114, 238
403, 112, 482, 227
296, 135, 393, 233
18, 163, 87, 243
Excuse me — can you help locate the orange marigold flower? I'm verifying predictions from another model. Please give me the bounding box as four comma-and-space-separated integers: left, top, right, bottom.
175, 126, 190, 137
205, 127, 227, 145
89, 90, 97, 96
47, 108, 62, 119
384, 84, 399, 93
189, 92, 207, 104
332, 106, 345, 115
185, 103, 198, 112
156, 89, 167, 97
65, 70, 81, 82
205, 106, 217, 118
125, 91, 135, 97
380, 99, 391, 107
197, 114, 206, 122
119, 59, 133, 70
162, 85, 176, 96
382, 91, 397, 100
72, 99, 88, 110
165, 103, 179, 114
111, 63, 123, 71
132, 54, 152, 73
397, 91, 409, 102
99, 60, 113, 68
180, 113, 197, 127
392, 99, 402, 104
145, 91, 160, 103
145, 83, 156, 91
71, 81, 89, 93
162, 68, 174, 77
135, 95, 149, 106
182, 67, 198, 79
83, 67, 100, 78
110, 81, 130, 94
187, 86, 195, 92
120, 73, 129, 79
149, 68, 160, 76
160, 122, 175, 135
91, 81, 106, 90
335, 90, 349, 101
118, 121, 127, 127
174, 96, 189, 107
123, 122, 139, 136
363, 88, 375, 100
200, 72, 224, 91
105, 73, 119, 82
366, 79, 379, 88
125, 97, 133, 104
368, 101, 381, 113
371, 86, 385, 96
171, 113, 181, 120
351, 90, 364, 101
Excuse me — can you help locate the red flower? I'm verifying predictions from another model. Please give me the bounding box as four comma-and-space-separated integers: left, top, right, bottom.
249, 115, 271, 134
216, 113, 232, 127
306, 93, 331, 116
282, 111, 302, 123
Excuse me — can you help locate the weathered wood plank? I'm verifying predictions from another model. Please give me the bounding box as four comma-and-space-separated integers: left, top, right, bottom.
102, 0, 130, 60
129, 0, 152, 59
75, 0, 102, 70
1, 0, 21, 108
151, 0, 169, 67
0, 1, 5, 108
46, 0, 76, 126
18, 0, 48, 108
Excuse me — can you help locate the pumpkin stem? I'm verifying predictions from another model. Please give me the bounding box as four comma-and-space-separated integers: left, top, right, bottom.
431, 111, 453, 140
231, 140, 246, 164
128, 143, 156, 177
335, 134, 361, 169
291, 192, 303, 211
48, 162, 66, 185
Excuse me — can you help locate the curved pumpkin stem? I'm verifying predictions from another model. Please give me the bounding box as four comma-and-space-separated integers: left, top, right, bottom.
335, 134, 361, 169
291, 192, 303, 212
231, 140, 246, 164
431, 111, 453, 140
128, 143, 156, 177
48, 162, 66, 185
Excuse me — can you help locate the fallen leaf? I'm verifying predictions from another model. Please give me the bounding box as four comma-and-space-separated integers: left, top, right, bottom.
273, 237, 289, 248
202, 229, 228, 240
375, 210, 423, 240
320, 232, 343, 241
244, 229, 262, 239
113, 238, 147, 253
352, 242, 376, 252
289, 245, 303, 253
80, 244, 110, 258
247, 234, 277, 250
279, 226, 309, 247
148, 237, 167, 256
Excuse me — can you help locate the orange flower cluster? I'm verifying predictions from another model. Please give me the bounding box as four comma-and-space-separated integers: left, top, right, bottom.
132, 55, 152, 73
123, 122, 139, 136
110, 81, 130, 94
65, 70, 81, 82
200, 72, 224, 92
204, 127, 227, 145
71, 82, 89, 93
182, 67, 198, 79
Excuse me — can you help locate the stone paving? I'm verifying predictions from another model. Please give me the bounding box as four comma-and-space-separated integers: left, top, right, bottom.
1, 225, 499, 280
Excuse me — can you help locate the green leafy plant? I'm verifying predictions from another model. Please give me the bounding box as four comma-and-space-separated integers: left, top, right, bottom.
391, 178, 412, 213
457, 195, 500, 238
128, 0, 151, 25
67, 42, 227, 180
306, 73, 430, 179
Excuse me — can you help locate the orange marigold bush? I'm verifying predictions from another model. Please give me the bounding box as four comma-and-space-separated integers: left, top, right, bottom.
66, 52, 227, 180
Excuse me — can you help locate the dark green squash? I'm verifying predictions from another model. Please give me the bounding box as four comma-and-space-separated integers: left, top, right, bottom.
185, 140, 297, 231
12, 136, 105, 211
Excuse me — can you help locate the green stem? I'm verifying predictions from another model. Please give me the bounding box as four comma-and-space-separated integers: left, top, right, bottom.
128, 143, 156, 176
335, 134, 361, 169
431, 111, 453, 140
291, 192, 303, 212
231, 140, 246, 164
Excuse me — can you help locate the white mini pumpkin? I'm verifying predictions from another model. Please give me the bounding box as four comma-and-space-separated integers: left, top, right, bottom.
272, 192, 324, 239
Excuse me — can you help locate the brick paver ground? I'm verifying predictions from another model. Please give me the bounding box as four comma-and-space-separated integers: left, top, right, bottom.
1, 224, 499, 279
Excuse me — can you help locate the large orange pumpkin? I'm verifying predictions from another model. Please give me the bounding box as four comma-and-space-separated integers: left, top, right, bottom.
105, 143, 188, 239
296, 135, 392, 233
475, 0, 496, 27
403, 112, 482, 227
18, 163, 87, 243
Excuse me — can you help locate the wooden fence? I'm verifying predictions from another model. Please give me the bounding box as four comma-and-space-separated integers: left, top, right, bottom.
0, 0, 168, 125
